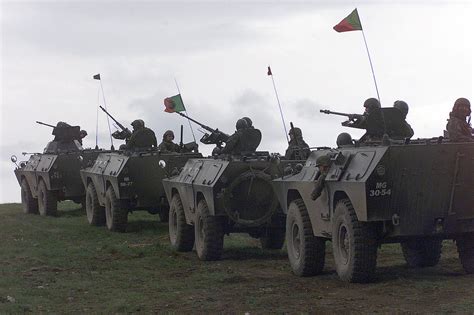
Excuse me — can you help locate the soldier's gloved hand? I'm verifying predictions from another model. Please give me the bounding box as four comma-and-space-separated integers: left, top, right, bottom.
310, 189, 321, 201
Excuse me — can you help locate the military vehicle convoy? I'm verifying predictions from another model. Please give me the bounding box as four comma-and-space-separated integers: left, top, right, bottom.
12, 122, 102, 216
272, 108, 474, 282
162, 117, 304, 260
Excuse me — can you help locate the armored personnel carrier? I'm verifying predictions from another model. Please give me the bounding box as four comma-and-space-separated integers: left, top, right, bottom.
80, 107, 202, 232
162, 116, 303, 260
273, 108, 474, 282
13, 122, 101, 216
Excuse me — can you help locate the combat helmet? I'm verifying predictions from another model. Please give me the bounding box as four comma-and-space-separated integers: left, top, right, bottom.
315, 155, 331, 167
236, 118, 248, 130
242, 117, 253, 128
163, 130, 174, 140
363, 98, 381, 110
336, 132, 353, 147
453, 98, 471, 115
131, 119, 145, 129
393, 100, 409, 118
289, 127, 303, 138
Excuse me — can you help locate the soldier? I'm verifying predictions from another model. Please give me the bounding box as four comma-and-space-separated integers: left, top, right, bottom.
393, 100, 414, 139
158, 130, 181, 153
126, 119, 157, 150
446, 98, 473, 142
78, 130, 88, 145
310, 155, 331, 201
346, 98, 384, 140
221, 118, 248, 154
285, 127, 311, 160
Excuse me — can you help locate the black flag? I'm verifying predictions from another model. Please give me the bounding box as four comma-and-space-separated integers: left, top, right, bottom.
93, 73, 101, 80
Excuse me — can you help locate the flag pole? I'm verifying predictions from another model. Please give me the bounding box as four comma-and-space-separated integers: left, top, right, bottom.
95, 88, 100, 149
94, 74, 114, 150
360, 29, 381, 105
174, 78, 197, 143
268, 66, 290, 143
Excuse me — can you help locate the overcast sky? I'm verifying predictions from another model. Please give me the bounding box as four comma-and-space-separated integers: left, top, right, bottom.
1, 0, 472, 203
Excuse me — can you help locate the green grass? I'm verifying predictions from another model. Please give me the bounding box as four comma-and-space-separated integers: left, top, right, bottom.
1, 202, 473, 313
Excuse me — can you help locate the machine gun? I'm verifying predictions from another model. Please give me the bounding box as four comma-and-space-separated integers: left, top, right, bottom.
36, 121, 55, 128
319, 109, 363, 121
99, 106, 132, 140
176, 112, 229, 147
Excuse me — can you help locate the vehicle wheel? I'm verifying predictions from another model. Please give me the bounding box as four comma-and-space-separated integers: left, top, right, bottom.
457, 234, 474, 274
194, 199, 224, 261
38, 179, 57, 216
86, 182, 105, 226
286, 199, 326, 276
20, 179, 38, 214
332, 198, 377, 283
104, 186, 128, 232
401, 238, 442, 267
159, 205, 170, 223
260, 227, 285, 250
169, 194, 194, 252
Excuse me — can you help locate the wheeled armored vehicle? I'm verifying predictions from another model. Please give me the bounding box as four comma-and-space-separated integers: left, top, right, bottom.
13, 123, 101, 216
273, 108, 474, 282
80, 149, 202, 232
162, 120, 304, 261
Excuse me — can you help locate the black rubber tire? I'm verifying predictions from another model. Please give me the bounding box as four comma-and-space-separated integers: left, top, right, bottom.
332, 198, 378, 283
194, 199, 224, 261
286, 199, 326, 276
104, 186, 128, 232
169, 194, 194, 252
86, 182, 105, 226
20, 179, 38, 214
37, 179, 57, 216
457, 234, 474, 274
260, 227, 286, 250
401, 238, 442, 268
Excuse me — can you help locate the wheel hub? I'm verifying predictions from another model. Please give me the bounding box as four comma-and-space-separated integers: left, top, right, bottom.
291, 222, 301, 259
338, 224, 349, 264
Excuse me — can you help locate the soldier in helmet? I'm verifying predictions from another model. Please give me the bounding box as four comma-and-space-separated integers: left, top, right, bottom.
393, 100, 414, 139
158, 130, 181, 153
310, 155, 331, 201
336, 132, 353, 147
446, 98, 473, 142
126, 119, 157, 150
221, 118, 248, 154
78, 130, 88, 145
285, 126, 311, 160
346, 98, 384, 140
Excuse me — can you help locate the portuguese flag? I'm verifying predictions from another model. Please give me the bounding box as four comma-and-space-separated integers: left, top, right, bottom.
164, 94, 186, 113
333, 9, 362, 33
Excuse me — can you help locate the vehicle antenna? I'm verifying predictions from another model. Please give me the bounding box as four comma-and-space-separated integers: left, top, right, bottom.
267, 66, 290, 143
174, 78, 196, 143
94, 73, 114, 150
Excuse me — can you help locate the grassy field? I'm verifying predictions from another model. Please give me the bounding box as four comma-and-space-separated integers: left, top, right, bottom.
1, 202, 473, 313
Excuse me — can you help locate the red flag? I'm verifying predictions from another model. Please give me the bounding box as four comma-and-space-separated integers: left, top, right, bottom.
333, 9, 363, 33
267, 66, 272, 76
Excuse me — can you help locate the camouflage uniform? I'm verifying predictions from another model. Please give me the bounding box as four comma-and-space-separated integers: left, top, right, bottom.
285, 127, 311, 160
446, 98, 473, 142
221, 119, 248, 154
310, 155, 331, 201
158, 130, 181, 153
393, 100, 414, 139
126, 119, 157, 150
347, 98, 384, 141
